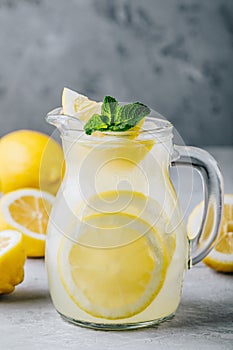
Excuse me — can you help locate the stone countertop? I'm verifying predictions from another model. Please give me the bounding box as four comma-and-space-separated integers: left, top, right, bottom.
0, 147, 232, 350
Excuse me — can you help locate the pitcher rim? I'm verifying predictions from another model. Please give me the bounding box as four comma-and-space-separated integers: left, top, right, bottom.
46, 107, 173, 139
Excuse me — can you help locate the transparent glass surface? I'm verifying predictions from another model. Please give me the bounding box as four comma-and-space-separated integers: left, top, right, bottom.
45, 108, 222, 330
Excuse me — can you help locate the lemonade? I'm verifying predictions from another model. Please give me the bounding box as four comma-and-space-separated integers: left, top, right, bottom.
45, 90, 222, 329
45, 127, 188, 329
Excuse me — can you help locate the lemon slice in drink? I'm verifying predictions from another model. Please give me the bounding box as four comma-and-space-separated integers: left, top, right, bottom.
58, 212, 168, 319
187, 194, 233, 272
62, 87, 101, 121
81, 190, 176, 263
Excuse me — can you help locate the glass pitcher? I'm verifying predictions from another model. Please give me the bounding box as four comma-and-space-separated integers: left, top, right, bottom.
45, 107, 223, 330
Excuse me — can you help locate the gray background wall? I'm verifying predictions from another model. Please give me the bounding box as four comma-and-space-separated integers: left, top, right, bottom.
0, 0, 232, 146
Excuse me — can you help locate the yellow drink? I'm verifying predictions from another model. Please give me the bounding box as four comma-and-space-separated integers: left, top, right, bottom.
46, 136, 188, 329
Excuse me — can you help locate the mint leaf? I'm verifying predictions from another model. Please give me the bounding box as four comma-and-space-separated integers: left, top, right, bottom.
83, 97, 150, 135
114, 102, 150, 129
101, 96, 119, 125
84, 114, 108, 135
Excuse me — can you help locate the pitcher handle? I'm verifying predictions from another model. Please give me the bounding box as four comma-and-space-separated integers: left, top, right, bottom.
172, 145, 224, 265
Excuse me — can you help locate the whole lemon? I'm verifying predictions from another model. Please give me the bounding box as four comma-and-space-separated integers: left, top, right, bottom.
0, 130, 64, 195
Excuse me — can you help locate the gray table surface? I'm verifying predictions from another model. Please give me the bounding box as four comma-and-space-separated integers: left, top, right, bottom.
0, 147, 232, 350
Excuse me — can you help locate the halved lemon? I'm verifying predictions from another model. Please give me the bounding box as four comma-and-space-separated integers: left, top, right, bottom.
58, 212, 168, 319
0, 189, 54, 257
0, 230, 26, 294
80, 190, 176, 262
62, 87, 101, 121
187, 194, 233, 272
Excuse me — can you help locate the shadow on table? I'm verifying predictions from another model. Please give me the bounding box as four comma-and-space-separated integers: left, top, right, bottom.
0, 288, 50, 304
157, 296, 233, 331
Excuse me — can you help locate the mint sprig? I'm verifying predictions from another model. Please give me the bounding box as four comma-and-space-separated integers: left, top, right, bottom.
83, 114, 109, 135
84, 96, 150, 135
101, 96, 119, 125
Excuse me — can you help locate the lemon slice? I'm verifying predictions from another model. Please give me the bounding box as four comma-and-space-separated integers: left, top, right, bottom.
0, 189, 54, 257
187, 194, 233, 272
78, 138, 155, 193
80, 190, 176, 262
0, 230, 26, 294
58, 212, 168, 319
62, 87, 101, 122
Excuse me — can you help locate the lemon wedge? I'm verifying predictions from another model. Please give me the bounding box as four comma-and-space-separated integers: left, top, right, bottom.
62, 87, 101, 122
0, 230, 26, 294
187, 194, 233, 272
0, 189, 54, 257
58, 212, 168, 319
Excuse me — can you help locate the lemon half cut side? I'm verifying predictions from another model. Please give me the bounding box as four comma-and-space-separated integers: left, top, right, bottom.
187, 194, 233, 272
58, 212, 169, 320
0, 188, 55, 257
